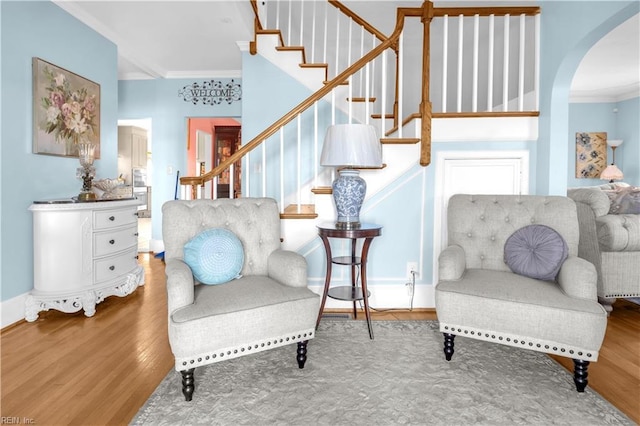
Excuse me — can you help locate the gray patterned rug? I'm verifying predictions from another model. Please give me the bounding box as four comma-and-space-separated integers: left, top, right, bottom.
132, 321, 632, 425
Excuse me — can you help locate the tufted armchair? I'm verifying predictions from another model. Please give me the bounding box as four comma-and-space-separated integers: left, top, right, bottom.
162, 198, 320, 401
567, 183, 640, 313
435, 195, 607, 392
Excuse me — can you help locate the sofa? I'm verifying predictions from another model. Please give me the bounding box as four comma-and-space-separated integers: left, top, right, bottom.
567, 183, 640, 312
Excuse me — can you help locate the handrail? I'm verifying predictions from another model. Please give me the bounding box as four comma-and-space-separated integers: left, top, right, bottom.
433, 6, 541, 17
180, 6, 418, 190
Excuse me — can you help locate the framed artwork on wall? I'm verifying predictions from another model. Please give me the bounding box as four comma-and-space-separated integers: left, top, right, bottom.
575, 132, 606, 178
32, 57, 101, 158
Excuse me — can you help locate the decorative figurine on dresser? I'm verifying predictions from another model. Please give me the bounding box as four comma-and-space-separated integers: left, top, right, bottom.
25, 198, 145, 321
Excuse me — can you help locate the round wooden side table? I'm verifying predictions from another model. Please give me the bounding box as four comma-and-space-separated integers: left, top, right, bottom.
316, 222, 382, 339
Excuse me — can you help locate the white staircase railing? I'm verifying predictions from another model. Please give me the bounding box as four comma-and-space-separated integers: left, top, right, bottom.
181, 2, 541, 213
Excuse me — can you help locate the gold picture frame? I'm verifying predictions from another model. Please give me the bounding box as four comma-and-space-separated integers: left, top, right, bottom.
575, 132, 606, 178
32, 57, 101, 158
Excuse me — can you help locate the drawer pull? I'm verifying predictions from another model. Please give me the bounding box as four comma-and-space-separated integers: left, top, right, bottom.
135, 255, 139, 260
109, 265, 115, 271
109, 216, 115, 221
134, 232, 139, 237
109, 239, 115, 245
134, 212, 139, 217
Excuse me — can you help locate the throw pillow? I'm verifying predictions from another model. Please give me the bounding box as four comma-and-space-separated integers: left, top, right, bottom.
504, 224, 568, 281
603, 186, 640, 214
183, 228, 244, 285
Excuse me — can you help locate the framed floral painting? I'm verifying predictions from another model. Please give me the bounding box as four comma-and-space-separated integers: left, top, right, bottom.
32, 57, 100, 158
575, 132, 606, 178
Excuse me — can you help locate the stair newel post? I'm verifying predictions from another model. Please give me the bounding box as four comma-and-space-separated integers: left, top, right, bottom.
190, 184, 197, 200
420, 1, 434, 167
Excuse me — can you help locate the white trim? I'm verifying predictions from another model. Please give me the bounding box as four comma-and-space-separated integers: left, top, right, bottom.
2, 293, 28, 329
432, 116, 538, 142
432, 150, 530, 284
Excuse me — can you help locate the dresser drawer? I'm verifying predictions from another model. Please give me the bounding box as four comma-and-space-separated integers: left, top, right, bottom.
94, 207, 138, 230
94, 249, 139, 283
94, 225, 138, 257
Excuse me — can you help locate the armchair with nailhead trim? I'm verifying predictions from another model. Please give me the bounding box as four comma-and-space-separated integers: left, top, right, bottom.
435, 194, 607, 392
162, 198, 320, 401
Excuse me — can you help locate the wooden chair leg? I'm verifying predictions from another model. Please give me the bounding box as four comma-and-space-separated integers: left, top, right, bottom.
181, 368, 195, 401
443, 333, 455, 361
297, 340, 308, 368
573, 359, 589, 392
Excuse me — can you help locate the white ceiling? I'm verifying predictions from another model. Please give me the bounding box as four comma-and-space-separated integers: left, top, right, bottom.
53, 1, 639, 101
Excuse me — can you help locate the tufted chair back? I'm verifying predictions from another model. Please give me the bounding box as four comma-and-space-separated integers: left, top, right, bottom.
447, 194, 579, 271
162, 198, 281, 276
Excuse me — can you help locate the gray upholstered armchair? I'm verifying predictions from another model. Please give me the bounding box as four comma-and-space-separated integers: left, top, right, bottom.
435, 195, 607, 392
162, 198, 320, 401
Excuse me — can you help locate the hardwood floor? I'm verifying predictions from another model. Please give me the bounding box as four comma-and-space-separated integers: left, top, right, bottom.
1, 254, 638, 425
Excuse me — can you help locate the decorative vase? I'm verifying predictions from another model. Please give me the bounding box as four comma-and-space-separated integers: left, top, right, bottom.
332, 168, 366, 229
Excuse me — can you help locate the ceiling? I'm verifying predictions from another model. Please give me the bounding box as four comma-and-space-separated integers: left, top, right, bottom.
53, 1, 639, 102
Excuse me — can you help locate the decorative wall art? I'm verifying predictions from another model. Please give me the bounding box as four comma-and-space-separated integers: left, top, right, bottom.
32, 57, 101, 158
575, 132, 607, 178
178, 80, 242, 105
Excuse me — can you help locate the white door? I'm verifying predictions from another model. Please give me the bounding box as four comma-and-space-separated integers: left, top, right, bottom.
433, 150, 529, 282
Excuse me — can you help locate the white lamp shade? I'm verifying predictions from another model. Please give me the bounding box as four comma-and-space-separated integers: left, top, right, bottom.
607, 139, 623, 147
320, 124, 382, 167
600, 164, 624, 181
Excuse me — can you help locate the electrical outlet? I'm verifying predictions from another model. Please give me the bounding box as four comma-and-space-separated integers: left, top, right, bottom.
406, 262, 419, 281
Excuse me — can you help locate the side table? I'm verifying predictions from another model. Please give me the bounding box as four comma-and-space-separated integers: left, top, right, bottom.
316, 223, 382, 339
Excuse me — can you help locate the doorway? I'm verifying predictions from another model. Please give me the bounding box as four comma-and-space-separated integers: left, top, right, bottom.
187, 118, 241, 199
118, 118, 152, 252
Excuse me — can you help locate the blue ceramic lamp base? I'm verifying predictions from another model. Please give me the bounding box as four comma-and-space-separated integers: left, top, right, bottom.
332, 169, 366, 229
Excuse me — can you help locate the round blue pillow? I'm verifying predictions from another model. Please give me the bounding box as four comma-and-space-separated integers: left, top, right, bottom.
504, 224, 568, 281
183, 228, 244, 285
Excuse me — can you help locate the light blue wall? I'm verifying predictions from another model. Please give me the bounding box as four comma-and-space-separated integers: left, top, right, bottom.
568, 98, 640, 188
1, 1, 117, 301
537, 0, 638, 195
118, 78, 241, 243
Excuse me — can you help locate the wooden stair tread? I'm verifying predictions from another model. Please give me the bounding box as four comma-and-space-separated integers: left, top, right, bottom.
312, 187, 333, 195
381, 138, 421, 145
280, 204, 318, 219
276, 46, 304, 51
348, 97, 377, 103
300, 63, 328, 69
371, 113, 395, 119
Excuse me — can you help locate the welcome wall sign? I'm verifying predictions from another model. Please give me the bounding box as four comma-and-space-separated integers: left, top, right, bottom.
178, 79, 241, 105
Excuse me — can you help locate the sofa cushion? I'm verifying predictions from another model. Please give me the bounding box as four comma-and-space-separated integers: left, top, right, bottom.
504, 225, 568, 281
183, 228, 244, 285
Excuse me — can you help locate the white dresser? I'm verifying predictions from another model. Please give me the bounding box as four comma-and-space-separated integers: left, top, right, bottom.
26, 198, 145, 321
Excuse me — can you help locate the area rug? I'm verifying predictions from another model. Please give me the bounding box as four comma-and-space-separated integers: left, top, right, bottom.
131, 321, 632, 425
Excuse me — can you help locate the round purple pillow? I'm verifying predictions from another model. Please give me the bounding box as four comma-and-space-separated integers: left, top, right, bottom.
504, 224, 568, 281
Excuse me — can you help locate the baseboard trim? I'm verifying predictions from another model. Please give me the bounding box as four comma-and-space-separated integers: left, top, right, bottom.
309, 284, 435, 310
2, 292, 28, 329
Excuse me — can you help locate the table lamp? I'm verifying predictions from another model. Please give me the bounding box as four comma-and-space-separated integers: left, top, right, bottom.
320, 124, 382, 229
600, 139, 624, 182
